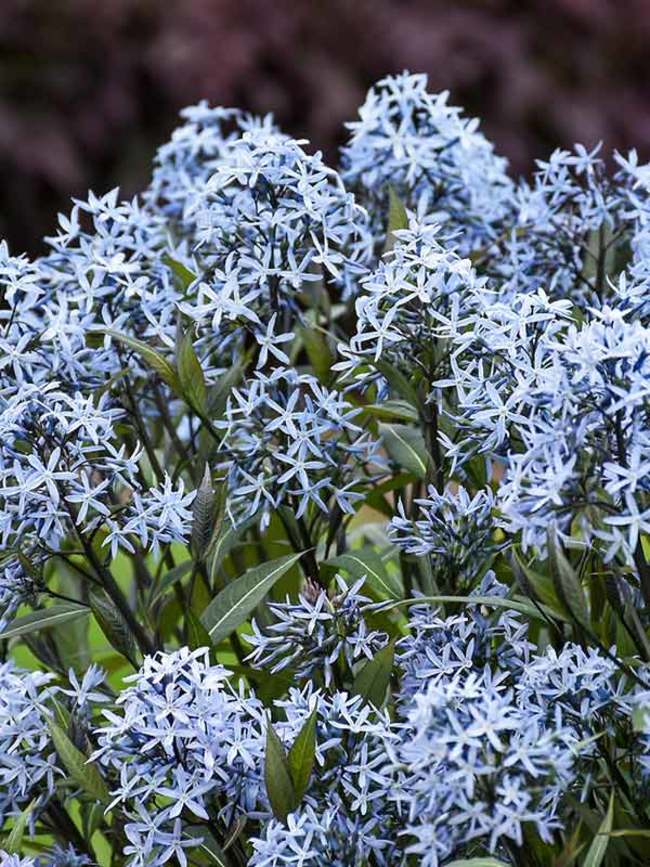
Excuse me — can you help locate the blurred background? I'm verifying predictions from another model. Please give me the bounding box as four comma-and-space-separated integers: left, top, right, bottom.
2, 0, 650, 255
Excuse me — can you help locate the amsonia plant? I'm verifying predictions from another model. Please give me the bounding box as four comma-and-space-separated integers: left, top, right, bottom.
1, 72, 650, 866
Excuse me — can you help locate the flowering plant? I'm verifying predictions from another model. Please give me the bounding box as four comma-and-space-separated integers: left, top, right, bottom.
1, 72, 650, 866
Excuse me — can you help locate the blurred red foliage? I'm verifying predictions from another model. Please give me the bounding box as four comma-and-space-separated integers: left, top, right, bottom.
1, 0, 649, 253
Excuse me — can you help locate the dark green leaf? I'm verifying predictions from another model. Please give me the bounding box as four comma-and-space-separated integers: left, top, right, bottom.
327, 548, 402, 600
150, 560, 193, 605
352, 640, 395, 707
511, 550, 569, 621
207, 513, 259, 581
378, 422, 428, 479
103, 330, 179, 390
4, 798, 36, 853
90, 588, 139, 666
299, 326, 332, 385
48, 718, 110, 804
584, 793, 615, 867
186, 826, 231, 866
287, 707, 318, 800
385, 186, 408, 252
186, 609, 213, 651
384, 594, 560, 622
363, 400, 419, 423
446, 860, 510, 867
370, 359, 419, 407
201, 552, 303, 644
548, 530, 590, 631
163, 254, 198, 291
207, 356, 250, 417
192, 466, 216, 561
177, 328, 207, 413
265, 721, 296, 822
0, 604, 89, 641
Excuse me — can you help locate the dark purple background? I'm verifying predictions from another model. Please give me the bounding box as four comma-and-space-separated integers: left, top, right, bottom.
2, 0, 649, 254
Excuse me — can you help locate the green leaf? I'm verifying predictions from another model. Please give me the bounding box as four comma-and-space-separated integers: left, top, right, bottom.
163, 254, 198, 291
382, 594, 560, 623
191, 466, 216, 561
207, 513, 259, 580
177, 328, 207, 413
103, 330, 180, 390
186, 826, 231, 866
446, 860, 510, 867
150, 560, 193, 605
47, 718, 110, 804
385, 186, 408, 252
90, 588, 139, 666
201, 552, 303, 644
378, 422, 428, 479
186, 609, 213, 651
287, 707, 318, 800
633, 704, 650, 732
299, 326, 332, 385
584, 793, 615, 867
207, 358, 248, 418
265, 721, 296, 822
352, 640, 395, 707
363, 400, 419, 423
81, 800, 105, 844
548, 530, 590, 631
327, 548, 402, 600
4, 798, 36, 853
511, 549, 569, 621
0, 603, 89, 641
370, 359, 419, 407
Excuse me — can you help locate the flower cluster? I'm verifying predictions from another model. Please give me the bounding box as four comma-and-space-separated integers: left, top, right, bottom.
442, 289, 650, 562
335, 219, 485, 396
217, 367, 382, 529
0, 383, 193, 565
92, 648, 267, 865
0, 663, 57, 827
390, 485, 497, 591
341, 72, 514, 254
498, 145, 650, 306
246, 576, 388, 686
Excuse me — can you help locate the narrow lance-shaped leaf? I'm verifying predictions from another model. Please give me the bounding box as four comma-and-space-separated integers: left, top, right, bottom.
370, 359, 419, 407
352, 640, 395, 707
363, 400, 419, 423
201, 552, 303, 645
177, 327, 207, 414
163, 254, 198, 292
378, 422, 429, 479
186, 609, 213, 653
4, 798, 36, 854
385, 186, 408, 252
103, 330, 179, 391
90, 588, 139, 667
207, 512, 259, 581
446, 860, 510, 867
287, 706, 318, 801
326, 548, 402, 600
47, 718, 110, 804
191, 465, 216, 561
265, 720, 296, 822
548, 529, 590, 631
378, 594, 561, 623
299, 325, 333, 385
583, 792, 615, 867
0, 604, 89, 641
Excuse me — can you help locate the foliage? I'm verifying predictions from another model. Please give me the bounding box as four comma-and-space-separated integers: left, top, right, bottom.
1, 71, 650, 866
